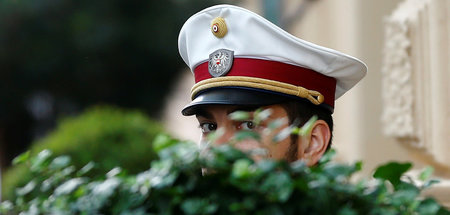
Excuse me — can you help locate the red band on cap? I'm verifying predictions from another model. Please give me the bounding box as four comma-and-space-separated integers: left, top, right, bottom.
194, 58, 337, 108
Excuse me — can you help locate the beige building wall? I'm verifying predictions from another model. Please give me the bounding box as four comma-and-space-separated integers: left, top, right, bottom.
286, 0, 411, 174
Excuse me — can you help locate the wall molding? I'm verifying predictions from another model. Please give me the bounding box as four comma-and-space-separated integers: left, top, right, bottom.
382, 0, 449, 166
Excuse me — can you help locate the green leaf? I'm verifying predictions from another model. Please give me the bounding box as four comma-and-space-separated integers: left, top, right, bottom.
148, 159, 178, 188
289, 160, 308, 173
62, 166, 76, 177
373, 162, 412, 188
49, 155, 71, 170
298, 115, 318, 136
371, 207, 397, 215
248, 148, 268, 157
417, 198, 441, 215
268, 118, 287, 130
323, 162, 361, 179
272, 127, 292, 142
54, 178, 86, 196
419, 166, 434, 181
338, 207, 357, 215
390, 189, 419, 206
91, 178, 121, 198
254, 108, 272, 124
153, 134, 176, 153
232, 159, 253, 179
257, 160, 278, 173
30, 149, 53, 172
77, 161, 95, 176
12, 151, 30, 165
16, 180, 37, 196
229, 196, 256, 212
422, 179, 440, 189
318, 148, 336, 164
290, 127, 300, 135
233, 131, 260, 141
206, 128, 225, 143
106, 167, 122, 178
228, 111, 250, 121
0, 201, 14, 213
181, 198, 218, 215
210, 144, 248, 163
355, 161, 363, 171
41, 177, 55, 192
260, 172, 293, 202
437, 207, 450, 215
260, 205, 284, 215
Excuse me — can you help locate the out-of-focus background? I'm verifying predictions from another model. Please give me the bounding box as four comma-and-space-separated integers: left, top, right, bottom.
1, 0, 448, 205
0, 0, 228, 200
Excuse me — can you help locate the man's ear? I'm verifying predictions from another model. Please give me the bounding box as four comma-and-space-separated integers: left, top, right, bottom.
299, 120, 331, 166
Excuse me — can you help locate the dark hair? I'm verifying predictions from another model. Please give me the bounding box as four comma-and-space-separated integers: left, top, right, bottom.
280, 100, 333, 162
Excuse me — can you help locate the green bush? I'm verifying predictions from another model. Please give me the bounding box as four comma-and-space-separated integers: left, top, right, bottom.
2, 106, 163, 200
2, 109, 448, 214
1, 136, 449, 215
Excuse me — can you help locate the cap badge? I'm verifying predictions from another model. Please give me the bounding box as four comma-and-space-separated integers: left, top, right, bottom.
208, 49, 234, 77
211, 17, 227, 38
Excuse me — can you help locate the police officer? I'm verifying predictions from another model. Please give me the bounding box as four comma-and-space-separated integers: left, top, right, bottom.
178, 5, 367, 164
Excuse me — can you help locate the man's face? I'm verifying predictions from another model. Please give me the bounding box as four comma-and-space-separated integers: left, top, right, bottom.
195, 104, 306, 161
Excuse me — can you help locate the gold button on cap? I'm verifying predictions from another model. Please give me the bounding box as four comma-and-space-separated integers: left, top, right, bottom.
211, 17, 227, 38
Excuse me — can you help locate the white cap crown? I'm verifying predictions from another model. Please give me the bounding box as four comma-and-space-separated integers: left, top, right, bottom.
178, 4, 367, 101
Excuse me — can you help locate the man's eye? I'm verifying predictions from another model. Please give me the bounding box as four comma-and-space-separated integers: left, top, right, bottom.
200, 123, 217, 133
238, 121, 255, 130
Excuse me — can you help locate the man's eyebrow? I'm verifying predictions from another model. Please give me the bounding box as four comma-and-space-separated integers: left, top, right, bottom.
195, 109, 213, 119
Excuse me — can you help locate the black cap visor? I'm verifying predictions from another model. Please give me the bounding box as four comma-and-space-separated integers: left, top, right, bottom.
181, 87, 289, 116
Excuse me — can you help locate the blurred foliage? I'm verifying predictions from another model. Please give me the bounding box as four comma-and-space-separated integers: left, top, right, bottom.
0, 0, 225, 116
1, 135, 449, 214
0, 0, 227, 165
2, 105, 163, 200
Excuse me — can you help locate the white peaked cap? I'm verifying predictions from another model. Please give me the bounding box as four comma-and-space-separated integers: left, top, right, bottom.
178, 4, 367, 114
